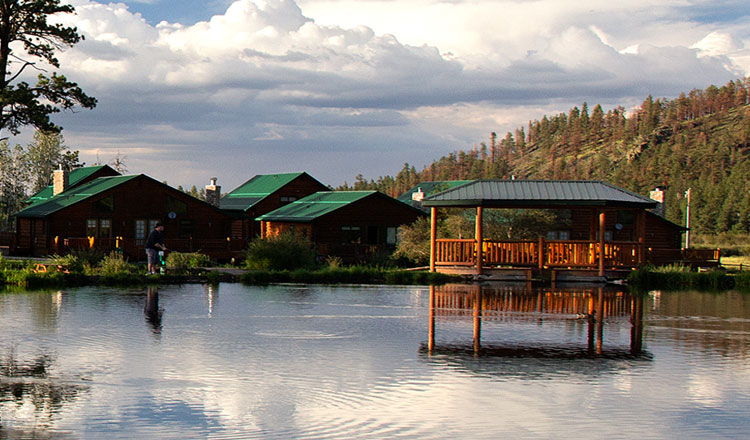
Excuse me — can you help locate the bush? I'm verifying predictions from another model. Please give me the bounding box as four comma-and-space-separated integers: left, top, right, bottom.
50, 254, 84, 273
245, 234, 316, 271
166, 252, 211, 271
98, 252, 132, 276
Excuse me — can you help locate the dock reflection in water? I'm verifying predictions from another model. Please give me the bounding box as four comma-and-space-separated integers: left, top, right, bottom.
425, 284, 647, 360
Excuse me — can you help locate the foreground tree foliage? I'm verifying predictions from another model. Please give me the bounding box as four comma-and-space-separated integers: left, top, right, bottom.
0, 0, 96, 135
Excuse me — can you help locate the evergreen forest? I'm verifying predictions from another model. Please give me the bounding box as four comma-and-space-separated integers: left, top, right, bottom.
340, 78, 750, 235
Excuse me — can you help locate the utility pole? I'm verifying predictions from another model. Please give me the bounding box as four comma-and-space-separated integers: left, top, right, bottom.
684, 188, 692, 249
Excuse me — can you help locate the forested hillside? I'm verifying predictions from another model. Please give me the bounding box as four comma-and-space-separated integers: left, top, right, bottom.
341, 79, 750, 235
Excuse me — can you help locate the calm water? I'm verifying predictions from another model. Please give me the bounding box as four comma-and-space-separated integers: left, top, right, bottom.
1, 283, 749, 439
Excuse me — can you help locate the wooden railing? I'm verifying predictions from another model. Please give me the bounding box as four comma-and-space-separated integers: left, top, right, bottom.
50, 236, 247, 260
435, 239, 475, 266
435, 238, 717, 269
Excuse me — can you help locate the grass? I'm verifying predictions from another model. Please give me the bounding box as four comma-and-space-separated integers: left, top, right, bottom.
240, 266, 458, 286
628, 266, 739, 291
720, 255, 750, 271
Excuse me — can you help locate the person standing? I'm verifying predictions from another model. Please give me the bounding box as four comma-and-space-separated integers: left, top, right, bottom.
145, 222, 167, 275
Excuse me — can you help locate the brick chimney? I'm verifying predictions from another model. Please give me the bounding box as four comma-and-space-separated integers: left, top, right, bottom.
53, 165, 69, 196
649, 187, 666, 217
205, 177, 221, 207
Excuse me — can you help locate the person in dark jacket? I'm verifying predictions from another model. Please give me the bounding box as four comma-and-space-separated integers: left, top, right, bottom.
145, 222, 167, 275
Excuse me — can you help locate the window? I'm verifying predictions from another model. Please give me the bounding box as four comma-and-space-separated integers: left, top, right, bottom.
386, 227, 398, 245
135, 220, 146, 239
86, 219, 97, 237
280, 196, 297, 204
341, 226, 361, 244
149, 219, 160, 232
98, 219, 112, 238
87, 219, 112, 238
546, 230, 570, 240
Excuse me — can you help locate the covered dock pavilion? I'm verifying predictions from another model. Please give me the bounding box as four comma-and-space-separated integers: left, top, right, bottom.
422, 180, 662, 280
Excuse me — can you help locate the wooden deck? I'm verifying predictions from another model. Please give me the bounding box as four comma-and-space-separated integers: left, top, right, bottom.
435, 238, 720, 274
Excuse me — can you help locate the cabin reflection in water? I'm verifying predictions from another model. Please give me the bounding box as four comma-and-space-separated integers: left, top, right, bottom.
425, 284, 646, 358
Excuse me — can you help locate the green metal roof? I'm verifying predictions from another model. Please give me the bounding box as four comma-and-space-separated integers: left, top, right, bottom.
421, 180, 658, 208
256, 191, 379, 222
220, 172, 314, 211
397, 180, 475, 203
16, 175, 140, 218
25, 165, 117, 206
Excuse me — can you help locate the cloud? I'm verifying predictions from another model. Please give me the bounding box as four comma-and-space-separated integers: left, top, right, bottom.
30, 0, 750, 189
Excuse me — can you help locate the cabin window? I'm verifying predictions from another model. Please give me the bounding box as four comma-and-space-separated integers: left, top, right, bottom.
386, 227, 398, 245
86, 219, 97, 236
93, 195, 114, 213
87, 219, 112, 238
341, 226, 361, 244
546, 230, 570, 240
135, 220, 146, 239
99, 219, 112, 238
604, 231, 613, 241
279, 196, 297, 204
149, 219, 160, 232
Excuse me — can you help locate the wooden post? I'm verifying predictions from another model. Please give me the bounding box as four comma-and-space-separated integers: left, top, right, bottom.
428, 285, 436, 353
637, 209, 646, 266
475, 206, 483, 275
260, 221, 266, 239
598, 210, 606, 277
631, 293, 644, 354
538, 236, 544, 270
473, 285, 482, 354
596, 288, 604, 354
430, 207, 437, 272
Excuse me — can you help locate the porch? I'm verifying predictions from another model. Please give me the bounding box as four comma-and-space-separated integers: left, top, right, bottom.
25, 236, 248, 261
435, 238, 720, 271
422, 180, 720, 279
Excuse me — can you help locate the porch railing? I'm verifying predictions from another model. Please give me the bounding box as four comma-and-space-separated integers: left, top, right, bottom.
50, 236, 247, 260
436, 238, 719, 269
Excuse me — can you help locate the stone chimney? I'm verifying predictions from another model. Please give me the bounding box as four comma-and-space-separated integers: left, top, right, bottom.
649, 187, 666, 217
53, 165, 69, 196
411, 187, 425, 202
205, 177, 221, 207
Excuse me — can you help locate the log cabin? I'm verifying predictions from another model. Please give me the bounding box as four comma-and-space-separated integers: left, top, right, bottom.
219, 172, 329, 241
256, 191, 426, 263
14, 174, 237, 259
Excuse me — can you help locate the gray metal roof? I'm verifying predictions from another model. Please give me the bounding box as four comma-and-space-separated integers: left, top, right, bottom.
421, 180, 658, 208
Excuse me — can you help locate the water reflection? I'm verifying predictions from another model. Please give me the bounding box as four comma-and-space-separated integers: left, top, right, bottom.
204, 283, 218, 317
425, 284, 647, 356
144, 286, 163, 334
0, 347, 89, 436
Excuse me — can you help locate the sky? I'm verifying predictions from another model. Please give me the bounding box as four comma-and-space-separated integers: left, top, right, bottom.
8, 0, 750, 191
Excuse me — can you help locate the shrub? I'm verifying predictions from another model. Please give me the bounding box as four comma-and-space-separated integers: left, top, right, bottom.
166, 252, 211, 271
50, 254, 84, 273
324, 255, 344, 269
99, 252, 132, 276
245, 234, 316, 271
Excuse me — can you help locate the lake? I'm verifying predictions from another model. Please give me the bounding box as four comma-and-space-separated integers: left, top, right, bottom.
1, 283, 749, 439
